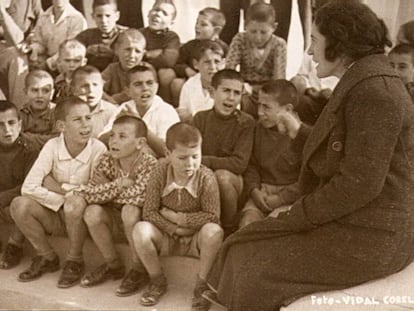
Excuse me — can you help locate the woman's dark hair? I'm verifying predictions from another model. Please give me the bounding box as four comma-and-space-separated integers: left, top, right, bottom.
315, 0, 391, 62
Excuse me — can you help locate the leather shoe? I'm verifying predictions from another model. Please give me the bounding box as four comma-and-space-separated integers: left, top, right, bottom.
81, 263, 125, 287
0, 243, 23, 269
116, 269, 149, 297
18, 255, 60, 282
57, 260, 85, 288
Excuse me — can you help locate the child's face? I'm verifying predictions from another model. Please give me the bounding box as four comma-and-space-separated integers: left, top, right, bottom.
58, 48, 86, 78
195, 14, 216, 40
116, 37, 145, 71
127, 71, 158, 107
212, 78, 243, 116
0, 109, 21, 146
72, 72, 104, 108
246, 21, 276, 48
93, 4, 120, 34
257, 91, 290, 128
148, 2, 175, 31
167, 142, 202, 179
59, 104, 93, 145
389, 52, 414, 84
53, 0, 69, 9
109, 122, 142, 159
25, 77, 54, 112
194, 50, 224, 86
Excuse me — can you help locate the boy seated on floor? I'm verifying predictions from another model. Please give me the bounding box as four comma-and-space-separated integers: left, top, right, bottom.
76, 0, 127, 72
10, 97, 107, 288
20, 69, 56, 135
133, 122, 223, 311
53, 39, 87, 103
177, 40, 225, 122
71, 65, 117, 137
193, 69, 255, 233
0, 101, 40, 270
240, 80, 301, 228
102, 64, 180, 157
102, 28, 147, 105
72, 113, 158, 295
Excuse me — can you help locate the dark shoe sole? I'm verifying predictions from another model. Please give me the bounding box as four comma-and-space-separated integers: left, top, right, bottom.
80, 272, 124, 288
57, 279, 81, 289
115, 287, 141, 297
18, 265, 60, 283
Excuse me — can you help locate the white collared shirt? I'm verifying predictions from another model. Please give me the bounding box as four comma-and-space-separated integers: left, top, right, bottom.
22, 134, 107, 211
162, 163, 200, 199
178, 73, 214, 116
101, 95, 180, 141
32, 3, 87, 56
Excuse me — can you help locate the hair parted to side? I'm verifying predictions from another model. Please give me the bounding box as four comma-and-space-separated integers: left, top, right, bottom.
25, 69, 54, 88
211, 69, 244, 89
113, 114, 148, 138
193, 40, 224, 61
166, 122, 202, 151
199, 7, 226, 28
389, 44, 414, 64
315, 0, 391, 62
0, 100, 19, 119
92, 0, 118, 10
58, 39, 86, 57
54, 96, 91, 121
127, 64, 158, 83
260, 79, 299, 109
246, 2, 276, 24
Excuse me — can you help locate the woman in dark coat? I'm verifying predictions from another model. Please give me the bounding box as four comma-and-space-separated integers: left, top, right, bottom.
203, 1, 414, 310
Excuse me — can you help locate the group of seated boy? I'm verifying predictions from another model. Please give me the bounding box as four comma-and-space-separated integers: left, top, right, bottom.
1, 0, 414, 310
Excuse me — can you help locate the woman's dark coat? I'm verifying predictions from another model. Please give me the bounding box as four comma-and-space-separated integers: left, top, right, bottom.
208, 54, 414, 311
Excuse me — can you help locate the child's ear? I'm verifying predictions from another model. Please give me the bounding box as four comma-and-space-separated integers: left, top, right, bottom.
135, 137, 146, 150
115, 10, 120, 22
214, 26, 223, 36
55, 120, 65, 132
193, 59, 199, 71
273, 22, 278, 32
285, 103, 294, 112
81, 57, 87, 66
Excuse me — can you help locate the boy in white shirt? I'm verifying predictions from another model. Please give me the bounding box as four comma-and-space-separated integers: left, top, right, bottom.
10, 97, 107, 288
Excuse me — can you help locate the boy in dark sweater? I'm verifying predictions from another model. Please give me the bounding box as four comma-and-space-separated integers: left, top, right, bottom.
240, 80, 301, 228
133, 122, 222, 310
76, 0, 127, 72
193, 69, 255, 231
0, 101, 40, 270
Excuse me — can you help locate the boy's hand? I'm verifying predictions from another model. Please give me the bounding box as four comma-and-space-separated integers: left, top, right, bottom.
91, 170, 110, 185
116, 176, 134, 190
146, 49, 163, 59
160, 207, 179, 224
43, 174, 65, 194
265, 194, 283, 211
251, 188, 270, 213
174, 227, 196, 237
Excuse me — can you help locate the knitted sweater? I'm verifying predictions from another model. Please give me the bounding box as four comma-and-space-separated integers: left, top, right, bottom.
75, 151, 157, 207
20, 103, 55, 134
139, 27, 180, 69
143, 161, 220, 236
193, 109, 255, 175
244, 123, 301, 204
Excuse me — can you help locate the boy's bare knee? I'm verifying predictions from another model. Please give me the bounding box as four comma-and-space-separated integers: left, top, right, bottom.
63, 195, 87, 220
214, 169, 233, 186
132, 221, 156, 245
10, 196, 33, 221
121, 204, 141, 226
158, 68, 176, 82
83, 205, 106, 227
199, 223, 223, 245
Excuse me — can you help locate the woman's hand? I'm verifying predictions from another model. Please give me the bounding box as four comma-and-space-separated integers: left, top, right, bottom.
276, 110, 302, 139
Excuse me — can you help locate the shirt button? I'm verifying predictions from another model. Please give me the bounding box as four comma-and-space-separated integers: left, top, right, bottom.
332, 141, 343, 152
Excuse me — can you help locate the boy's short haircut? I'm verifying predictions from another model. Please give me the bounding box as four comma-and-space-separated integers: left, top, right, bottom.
71, 65, 102, 87
58, 39, 86, 57
211, 69, 244, 89
24, 69, 54, 89
389, 44, 414, 63
153, 0, 177, 20
0, 100, 19, 119
166, 122, 202, 151
199, 7, 226, 28
260, 79, 299, 109
127, 64, 158, 83
114, 28, 146, 49
193, 40, 224, 62
246, 2, 276, 24
92, 0, 118, 10
113, 113, 148, 138
54, 96, 91, 121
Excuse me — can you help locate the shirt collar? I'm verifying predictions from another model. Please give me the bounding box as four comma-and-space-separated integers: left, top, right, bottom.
57, 133, 92, 164
162, 163, 200, 198
123, 96, 163, 118
44, 3, 78, 24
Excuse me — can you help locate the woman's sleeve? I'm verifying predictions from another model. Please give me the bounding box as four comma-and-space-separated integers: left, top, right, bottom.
280, 79, 403, 231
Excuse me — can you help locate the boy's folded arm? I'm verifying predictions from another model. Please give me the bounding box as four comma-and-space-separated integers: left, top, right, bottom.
148, 48, 179, 69
75, 180, 121, 205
